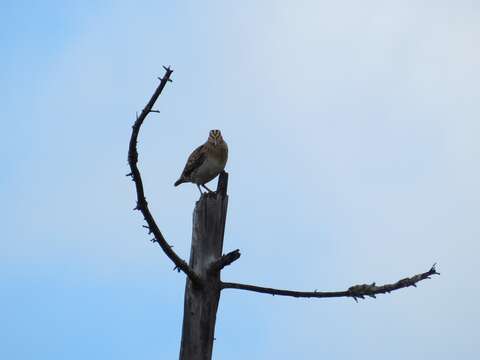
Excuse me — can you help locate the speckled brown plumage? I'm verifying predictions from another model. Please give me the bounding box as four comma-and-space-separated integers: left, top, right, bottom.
175, 130, 228, 193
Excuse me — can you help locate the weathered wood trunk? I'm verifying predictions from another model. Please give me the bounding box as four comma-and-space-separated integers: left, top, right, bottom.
179, 173, 229, 360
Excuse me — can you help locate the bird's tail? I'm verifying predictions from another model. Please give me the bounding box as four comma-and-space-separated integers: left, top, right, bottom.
174, 178, 185, 187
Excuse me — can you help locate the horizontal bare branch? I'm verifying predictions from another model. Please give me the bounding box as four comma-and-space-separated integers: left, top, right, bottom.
221, 264, 439, 302
127, 67, 201, 285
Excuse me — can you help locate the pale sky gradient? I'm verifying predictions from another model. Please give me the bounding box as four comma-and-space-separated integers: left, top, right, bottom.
2, 1, 479, 359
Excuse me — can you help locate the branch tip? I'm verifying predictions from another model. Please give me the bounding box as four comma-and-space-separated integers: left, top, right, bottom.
430, 263, 440, 275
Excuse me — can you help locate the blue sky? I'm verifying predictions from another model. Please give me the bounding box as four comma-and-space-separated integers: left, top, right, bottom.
2, 1, 479, 358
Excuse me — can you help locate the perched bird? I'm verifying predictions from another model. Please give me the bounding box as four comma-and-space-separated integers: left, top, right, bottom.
174, 129, 228, 194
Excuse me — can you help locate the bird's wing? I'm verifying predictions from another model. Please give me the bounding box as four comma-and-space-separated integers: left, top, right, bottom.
181, 144, 207, 178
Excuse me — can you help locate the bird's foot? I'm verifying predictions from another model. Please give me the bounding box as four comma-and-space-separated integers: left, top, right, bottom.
200, 185, 218, 198
201, 184, 215, 193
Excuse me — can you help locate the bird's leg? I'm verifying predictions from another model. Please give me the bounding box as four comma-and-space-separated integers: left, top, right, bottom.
201, 184, 214, 193
196, 184, 204, 195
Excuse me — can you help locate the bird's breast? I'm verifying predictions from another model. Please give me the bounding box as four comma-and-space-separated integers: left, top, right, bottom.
191, 157, 225, 184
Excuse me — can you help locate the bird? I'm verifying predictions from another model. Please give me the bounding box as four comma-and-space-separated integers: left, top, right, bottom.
174, 129, 228, 194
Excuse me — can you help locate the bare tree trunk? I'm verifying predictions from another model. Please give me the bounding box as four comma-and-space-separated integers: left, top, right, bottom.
179, 173, 229, 360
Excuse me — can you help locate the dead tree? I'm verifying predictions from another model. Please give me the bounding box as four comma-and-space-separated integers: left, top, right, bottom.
127, 67, 439, 360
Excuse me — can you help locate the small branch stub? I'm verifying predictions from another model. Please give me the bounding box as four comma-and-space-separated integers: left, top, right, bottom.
210, 249, 241, 273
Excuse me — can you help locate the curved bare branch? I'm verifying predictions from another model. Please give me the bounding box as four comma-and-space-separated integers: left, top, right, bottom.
221, 264, 439, 302
127, 67, 201, 284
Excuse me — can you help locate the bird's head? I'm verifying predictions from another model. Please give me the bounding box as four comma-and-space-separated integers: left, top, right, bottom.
208, 129, 223, 146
